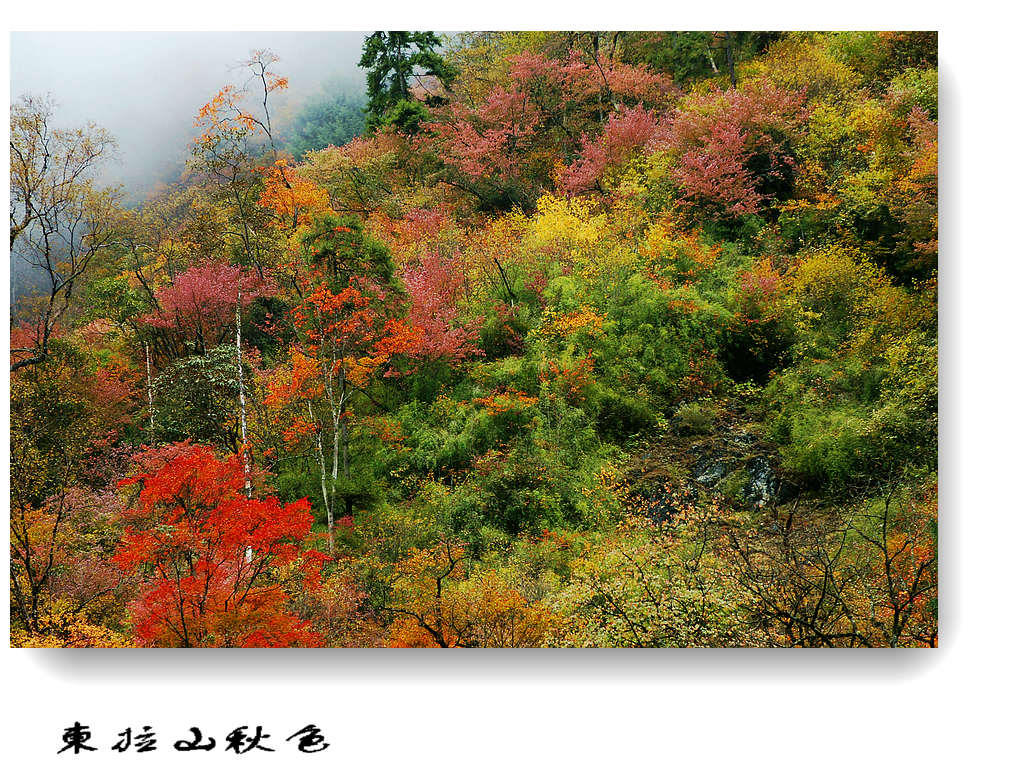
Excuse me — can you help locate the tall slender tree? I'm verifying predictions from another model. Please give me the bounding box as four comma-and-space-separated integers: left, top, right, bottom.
10, 95, 121, 371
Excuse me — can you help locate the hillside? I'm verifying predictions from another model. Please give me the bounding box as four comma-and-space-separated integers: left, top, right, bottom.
10, 31, 937, 648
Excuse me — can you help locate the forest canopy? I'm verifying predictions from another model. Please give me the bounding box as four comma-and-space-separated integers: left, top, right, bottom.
9, 31, 937, 648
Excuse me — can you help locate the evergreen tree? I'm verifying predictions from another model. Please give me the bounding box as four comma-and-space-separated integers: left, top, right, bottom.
359, 31, 454, 132
288, 92, 367, 159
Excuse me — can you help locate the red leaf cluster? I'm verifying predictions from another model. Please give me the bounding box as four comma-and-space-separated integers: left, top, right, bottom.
114, 445, 323, 647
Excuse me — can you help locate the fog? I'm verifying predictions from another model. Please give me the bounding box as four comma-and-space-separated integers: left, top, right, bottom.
10, 31, 370, 202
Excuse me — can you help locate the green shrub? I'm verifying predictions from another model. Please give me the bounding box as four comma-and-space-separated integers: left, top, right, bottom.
672, 402, 717, 436
595, 389, 657, 440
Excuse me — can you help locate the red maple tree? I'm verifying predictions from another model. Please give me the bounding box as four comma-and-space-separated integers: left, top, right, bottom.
400, 250, 481, 366
114, 444, 326, 647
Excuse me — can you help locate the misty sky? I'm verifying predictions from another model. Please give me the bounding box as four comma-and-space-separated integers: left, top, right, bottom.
11, 32, 370, 200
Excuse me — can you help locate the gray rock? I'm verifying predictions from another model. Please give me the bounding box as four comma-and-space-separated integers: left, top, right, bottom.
729, 430, 758, 447
694, 455, 728, 486
744, 456, 778, 508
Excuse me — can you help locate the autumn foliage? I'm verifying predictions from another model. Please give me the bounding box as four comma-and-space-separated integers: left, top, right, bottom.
113, 445, 325, 647
142, 260, 271, 353
10, 32, 938, 649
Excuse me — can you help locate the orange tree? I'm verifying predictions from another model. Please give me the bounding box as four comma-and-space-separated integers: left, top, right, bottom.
190, 50, 289, 274
265, 215, 418, 549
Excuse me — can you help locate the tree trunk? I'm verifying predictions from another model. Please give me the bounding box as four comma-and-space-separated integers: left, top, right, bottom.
309, 401, 335, 553
144, 341, 155, 438
236, 290, 251, 498
724, 32, 737, 88
707, 45, 719, 73
341, 411, 350, 479
237, 292, 254, 563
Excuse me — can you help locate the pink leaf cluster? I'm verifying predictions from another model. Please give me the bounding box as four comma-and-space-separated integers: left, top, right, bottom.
400, 251, 482, 365
507, 51, 672, 109
437, 89, 539, 179
431, 52, 674, 187
142, 260, 273, 344
557, 105, 660, 196
398, 207, 453, 241
671, 122, 764, 216
652, 82, 806, 217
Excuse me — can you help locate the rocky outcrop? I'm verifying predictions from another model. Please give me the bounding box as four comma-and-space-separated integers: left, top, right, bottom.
693, 453, 728, 486
622, 412, 797, 522
744, 456, 779, 509
688, 429, 794, 509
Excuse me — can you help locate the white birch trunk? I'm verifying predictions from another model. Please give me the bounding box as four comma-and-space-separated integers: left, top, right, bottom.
236, 290, 251, 497
144, 341, 155, 437
237, 290, 253, 564
309, 400, 335, 553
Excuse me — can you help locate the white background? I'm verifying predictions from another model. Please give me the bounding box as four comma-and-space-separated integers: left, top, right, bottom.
4, 2, 1017, 769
